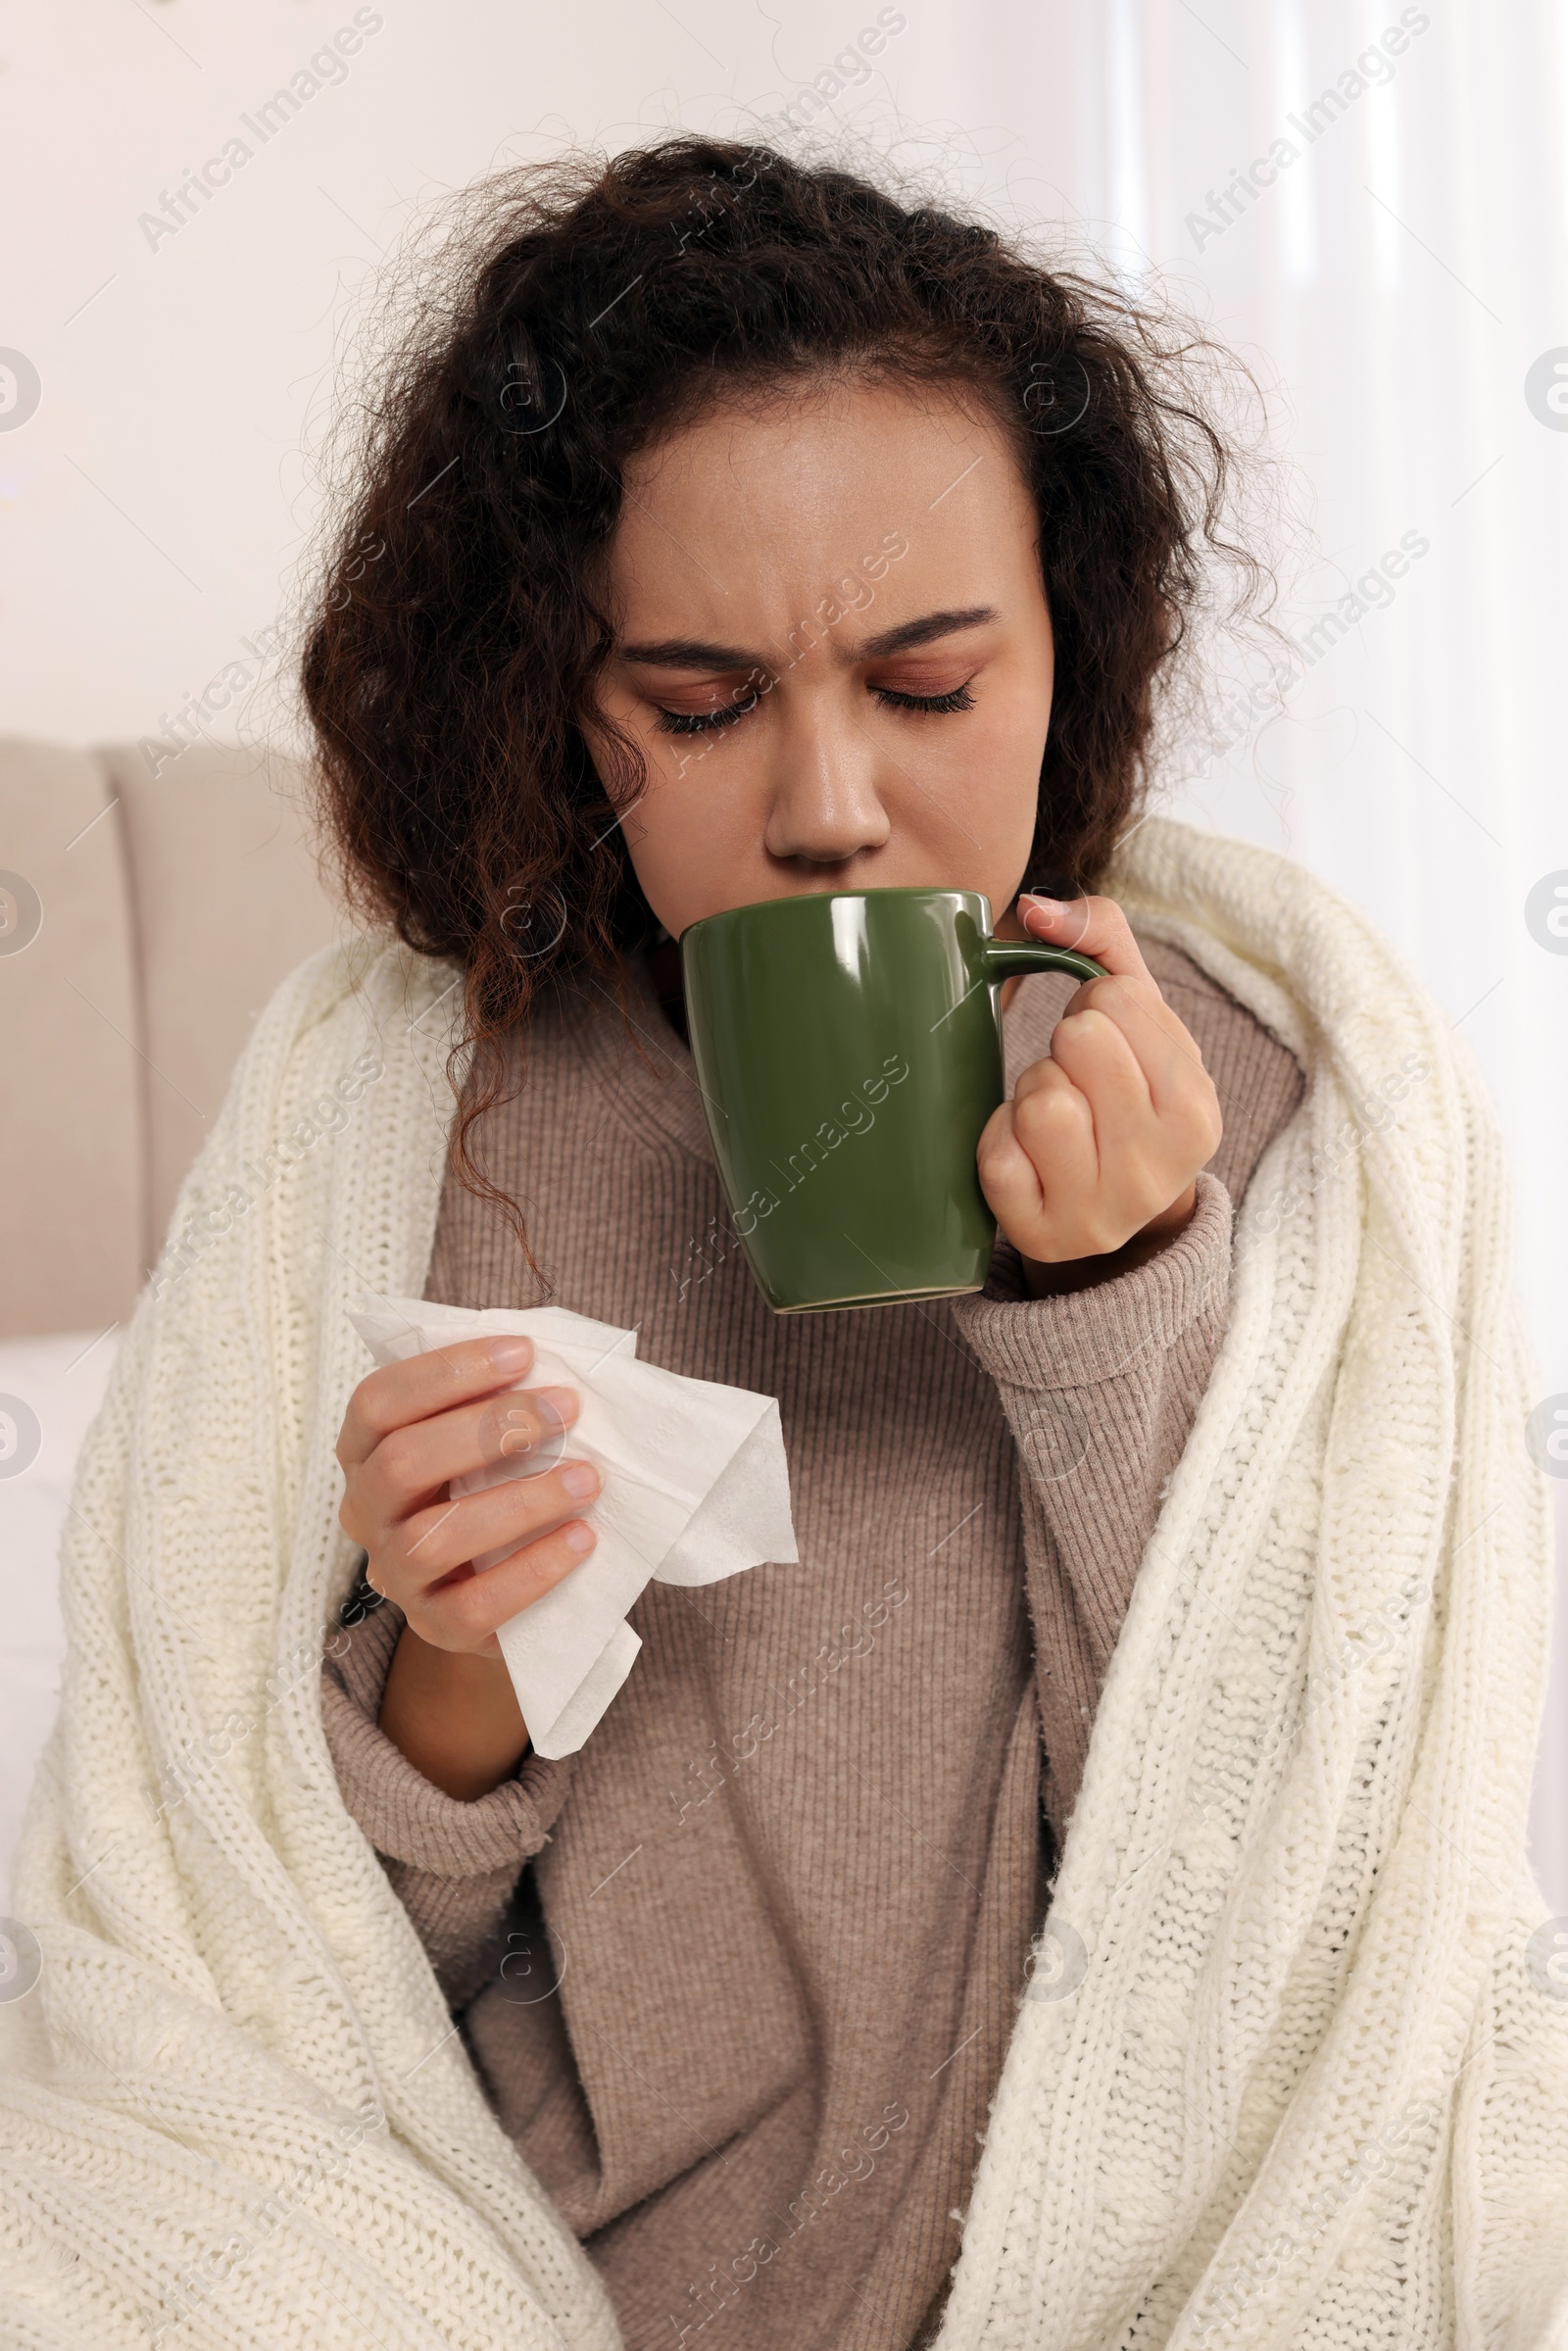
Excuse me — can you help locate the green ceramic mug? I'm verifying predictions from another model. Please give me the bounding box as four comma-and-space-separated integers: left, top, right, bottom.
679, 885, 1105, 1313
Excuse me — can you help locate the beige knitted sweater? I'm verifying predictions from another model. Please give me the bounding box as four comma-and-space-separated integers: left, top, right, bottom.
321, 936, 1302, 2351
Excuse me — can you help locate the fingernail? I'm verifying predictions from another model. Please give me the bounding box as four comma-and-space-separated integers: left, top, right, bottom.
488, 1336, 533, 1376
563, 1520, 596, 1553
532, 1386, 574, 1427
561, 1460, 600, 1498
1020, 895, 1060, 923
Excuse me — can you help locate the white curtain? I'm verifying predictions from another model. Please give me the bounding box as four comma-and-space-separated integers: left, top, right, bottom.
887, 0, 1568, 1899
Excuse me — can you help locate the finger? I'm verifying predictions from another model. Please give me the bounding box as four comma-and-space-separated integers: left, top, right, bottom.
1042, 950, 1216, 1125
1054, 980, 1224, 1151
1045, 1003, 1155, 1143
977, 1061, 1098, 1226
385, 1456, 604, 1597
413, 1518, 598, 1653
1016, 892, 1191, 1067
1044, 1007, 1221, 1216
356, 1384, 580, 1525
338, 1334, 536, 1471
1015, 891, 1156, 988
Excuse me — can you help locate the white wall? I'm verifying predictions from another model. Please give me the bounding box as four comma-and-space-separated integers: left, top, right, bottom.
4, 0, 1564, 1895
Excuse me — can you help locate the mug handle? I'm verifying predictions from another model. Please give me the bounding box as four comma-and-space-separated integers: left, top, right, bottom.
980, 940, 1106, 987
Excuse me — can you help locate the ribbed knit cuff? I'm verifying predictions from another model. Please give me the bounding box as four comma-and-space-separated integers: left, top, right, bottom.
320, 1598, 576, 1877
952, 1170, 1233, 1394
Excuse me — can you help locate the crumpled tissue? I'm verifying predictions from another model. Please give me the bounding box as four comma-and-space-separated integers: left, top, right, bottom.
348, 1296, 798, 1757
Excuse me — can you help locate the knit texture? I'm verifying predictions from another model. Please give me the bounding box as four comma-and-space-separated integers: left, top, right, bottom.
317, 936, 1296, 2351
2, 819, 1565, 2351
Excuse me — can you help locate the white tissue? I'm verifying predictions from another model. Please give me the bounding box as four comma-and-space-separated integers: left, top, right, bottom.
347, 1296, 799, 1758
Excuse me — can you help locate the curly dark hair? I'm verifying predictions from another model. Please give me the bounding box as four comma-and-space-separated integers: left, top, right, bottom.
297, 132, 1270, 1261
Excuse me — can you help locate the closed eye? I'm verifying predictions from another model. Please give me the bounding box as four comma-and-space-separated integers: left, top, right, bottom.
653, 689, 760, 736
651, 677, 977, 733
873, 683, 976, 714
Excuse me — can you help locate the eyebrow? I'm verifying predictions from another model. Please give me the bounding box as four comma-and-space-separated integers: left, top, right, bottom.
615, 605, 1002, 672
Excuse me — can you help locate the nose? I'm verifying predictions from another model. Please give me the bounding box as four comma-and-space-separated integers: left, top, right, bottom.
760, 685, 891, 865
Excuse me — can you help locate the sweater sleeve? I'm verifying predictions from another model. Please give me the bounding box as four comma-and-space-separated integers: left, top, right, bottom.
320, 1594, 578, 2013
950, 1169, 1233, 1842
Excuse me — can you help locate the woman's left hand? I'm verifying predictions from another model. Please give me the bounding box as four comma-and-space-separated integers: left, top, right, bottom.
976, 892, 1224, 1293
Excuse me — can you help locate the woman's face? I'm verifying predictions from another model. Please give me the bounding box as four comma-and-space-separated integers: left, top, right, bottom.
582, 375, 1054, 941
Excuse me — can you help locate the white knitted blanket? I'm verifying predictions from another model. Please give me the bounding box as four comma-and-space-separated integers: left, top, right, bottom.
2, 819, 1565, 2351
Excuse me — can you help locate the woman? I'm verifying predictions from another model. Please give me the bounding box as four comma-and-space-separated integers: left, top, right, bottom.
315, 131, 1292, 2351
5, 137, 1563, 2351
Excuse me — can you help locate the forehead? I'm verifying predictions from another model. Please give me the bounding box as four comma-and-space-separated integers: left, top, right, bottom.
607, 375, 1037, 618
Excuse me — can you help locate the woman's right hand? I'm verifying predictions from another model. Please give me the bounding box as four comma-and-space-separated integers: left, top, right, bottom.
336, 1334, 602, 1798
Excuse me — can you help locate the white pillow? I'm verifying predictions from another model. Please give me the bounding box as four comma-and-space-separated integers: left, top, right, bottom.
0, 1328, 121, 1912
